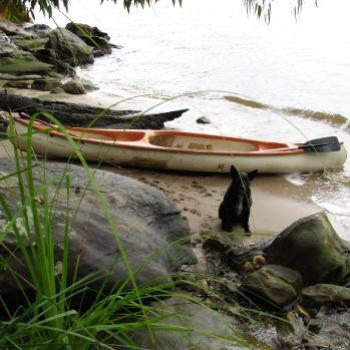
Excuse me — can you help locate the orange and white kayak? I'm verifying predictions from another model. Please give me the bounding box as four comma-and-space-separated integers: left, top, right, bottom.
10, 117, 347, 174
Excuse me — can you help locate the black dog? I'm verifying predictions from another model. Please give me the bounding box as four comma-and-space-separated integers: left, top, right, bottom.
219, 165, 258, 233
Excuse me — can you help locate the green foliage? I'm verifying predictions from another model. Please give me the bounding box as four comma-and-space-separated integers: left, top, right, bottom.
0, 0, 183, 19
243, 0, 319, 23
0, 0, 318, 22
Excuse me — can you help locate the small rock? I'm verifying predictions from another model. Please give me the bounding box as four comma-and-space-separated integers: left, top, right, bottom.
308, 318, 323, 333
31, 78, 62, 91
241, 265, 302, 306
93, 49, 104, 58
24, 24, 52, 38
79, 79, 98, 91
302, 284, 350, 305
196, 116, 211, 124
252, 255, 266, 269
4, 80, 30, 89
50, 87, 65, 94
62, 80, 86, 94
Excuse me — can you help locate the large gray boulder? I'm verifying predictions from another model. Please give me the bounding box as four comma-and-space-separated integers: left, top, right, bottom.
0, 159, 196, 292
266, 212, 350, 286
132, 297, 251, 350
45, 28, 94, 67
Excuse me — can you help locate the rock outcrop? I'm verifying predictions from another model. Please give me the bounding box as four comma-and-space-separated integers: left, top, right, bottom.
0, 159, 196, 294
0, 21, 120, 93
45, 28, 94, 67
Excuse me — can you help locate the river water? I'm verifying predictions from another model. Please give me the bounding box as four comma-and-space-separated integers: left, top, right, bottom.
37, 0, 350, 237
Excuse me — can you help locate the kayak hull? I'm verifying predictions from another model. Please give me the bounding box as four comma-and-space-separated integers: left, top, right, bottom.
10, 118, 347, 174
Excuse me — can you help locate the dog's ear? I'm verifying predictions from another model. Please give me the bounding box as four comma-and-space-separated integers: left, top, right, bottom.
248, 169, 258, 181
230, 165, 240, 179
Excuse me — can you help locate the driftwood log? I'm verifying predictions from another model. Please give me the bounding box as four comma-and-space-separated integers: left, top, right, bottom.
0, 92, 188, 129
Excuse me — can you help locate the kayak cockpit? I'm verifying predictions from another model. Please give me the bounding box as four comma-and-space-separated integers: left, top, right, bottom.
148, 134, 260, 152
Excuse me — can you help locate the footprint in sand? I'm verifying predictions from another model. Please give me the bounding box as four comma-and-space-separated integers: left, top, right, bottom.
190, 209, 200, 216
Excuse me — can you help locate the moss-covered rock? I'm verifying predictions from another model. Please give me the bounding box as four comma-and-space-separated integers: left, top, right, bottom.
65, 22, 115, 54
24, 24, 52, 38
33, 48, 76, 76
241, 265, 301, 306
132, 297, 250, 350
13, 38, 48, 51
266, 212, 350, 286
0, 73, 42, 80
62, 80, 86, 94
31, 78, 62, 91
45, 28, 94, 67
302, 284, 350, 305
65, 22, 110, 40
0, 19, 33, 37
0, 54, 52, 74
4, 80, 30, 88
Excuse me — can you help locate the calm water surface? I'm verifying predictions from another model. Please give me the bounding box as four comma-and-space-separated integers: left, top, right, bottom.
37, 0, 350, 236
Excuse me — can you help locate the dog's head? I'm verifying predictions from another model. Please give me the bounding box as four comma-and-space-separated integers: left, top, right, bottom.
229, 165, 258, 200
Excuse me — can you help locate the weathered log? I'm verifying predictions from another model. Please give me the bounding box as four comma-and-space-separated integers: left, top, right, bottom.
0, 92, 188, 129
